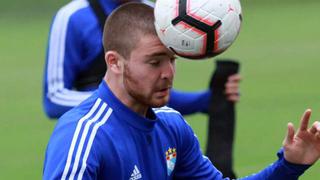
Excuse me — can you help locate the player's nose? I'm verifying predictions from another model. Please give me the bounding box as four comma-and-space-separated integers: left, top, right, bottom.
161, 59, 175, 80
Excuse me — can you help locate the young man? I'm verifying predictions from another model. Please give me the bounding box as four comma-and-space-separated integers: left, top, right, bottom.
43, 0, 240, 176
43, 3, 320, 179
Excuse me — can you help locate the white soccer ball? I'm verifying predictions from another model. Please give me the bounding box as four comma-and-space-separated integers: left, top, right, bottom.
154, 0, 242, 59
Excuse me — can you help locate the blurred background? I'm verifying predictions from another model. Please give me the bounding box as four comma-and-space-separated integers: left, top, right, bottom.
0, 0, 319, 179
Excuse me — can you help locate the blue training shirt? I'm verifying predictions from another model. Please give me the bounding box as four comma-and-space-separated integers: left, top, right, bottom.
43, 0, 211, 119
43, 81, 310, 180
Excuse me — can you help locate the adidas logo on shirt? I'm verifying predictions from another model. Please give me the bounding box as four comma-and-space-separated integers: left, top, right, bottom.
129, 165, 142, 180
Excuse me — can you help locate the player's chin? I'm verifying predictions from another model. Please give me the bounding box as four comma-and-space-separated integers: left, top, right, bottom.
149, 96, 170, 108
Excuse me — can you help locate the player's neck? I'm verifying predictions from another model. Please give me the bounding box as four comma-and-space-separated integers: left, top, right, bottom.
104, 77, 148, 117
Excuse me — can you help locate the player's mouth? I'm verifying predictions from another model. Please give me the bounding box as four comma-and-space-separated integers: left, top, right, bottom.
155, 87, 171, 97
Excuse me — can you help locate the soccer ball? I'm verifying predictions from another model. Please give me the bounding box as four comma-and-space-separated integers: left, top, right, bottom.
154, 0, 242, 59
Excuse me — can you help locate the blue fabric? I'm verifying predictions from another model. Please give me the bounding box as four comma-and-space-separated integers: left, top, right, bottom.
43, 81, 310, 180
43, 0, 211, 119
168, 89, 211, 115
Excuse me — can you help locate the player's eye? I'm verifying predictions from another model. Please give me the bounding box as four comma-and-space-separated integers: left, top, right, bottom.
149, 60, 161, 66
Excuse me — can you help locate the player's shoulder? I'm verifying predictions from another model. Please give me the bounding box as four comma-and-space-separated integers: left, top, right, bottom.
153, 106, 195, 140
52, 92, 113, 149
56, 0, 90, 16
57, 91, 102, 127
153, 106, 181, 116
53, 0, 96, 27
153, 106, 186, 126
45, 94, 114, 178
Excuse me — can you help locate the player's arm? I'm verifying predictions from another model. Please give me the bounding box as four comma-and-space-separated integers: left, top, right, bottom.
173, 113, 317, 179
43, 112, 101, 180
236, 149, 310, 180
167, 73, 240, 115
43, 8, 93, 119
168, 89, 211, 115
43, 140, 99, 180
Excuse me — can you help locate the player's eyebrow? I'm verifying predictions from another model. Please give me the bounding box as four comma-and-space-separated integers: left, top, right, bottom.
147, 51, 176, 60
147, 52, 170, 57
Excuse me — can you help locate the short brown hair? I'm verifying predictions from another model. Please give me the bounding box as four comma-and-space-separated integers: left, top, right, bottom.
102, 2, 156, 59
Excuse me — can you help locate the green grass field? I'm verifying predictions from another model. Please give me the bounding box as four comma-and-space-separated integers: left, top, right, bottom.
0, 0, 319, 179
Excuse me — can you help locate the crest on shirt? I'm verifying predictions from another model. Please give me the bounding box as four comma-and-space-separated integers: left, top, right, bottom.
166, 147, 177, 176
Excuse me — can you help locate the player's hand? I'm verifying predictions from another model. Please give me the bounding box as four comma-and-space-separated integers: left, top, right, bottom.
225, 74, 241, 102
283, 109, 320, 165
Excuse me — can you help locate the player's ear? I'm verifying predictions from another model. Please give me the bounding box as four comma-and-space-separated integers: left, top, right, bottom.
105, 51, 124, 74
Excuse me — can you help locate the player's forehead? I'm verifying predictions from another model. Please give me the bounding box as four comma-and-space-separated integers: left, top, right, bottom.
135, 35, 174, 58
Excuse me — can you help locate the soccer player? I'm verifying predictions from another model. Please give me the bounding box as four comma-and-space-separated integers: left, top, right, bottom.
42, 0, 240, 118
43, 0, 240, 177
43, 3, 320, 179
